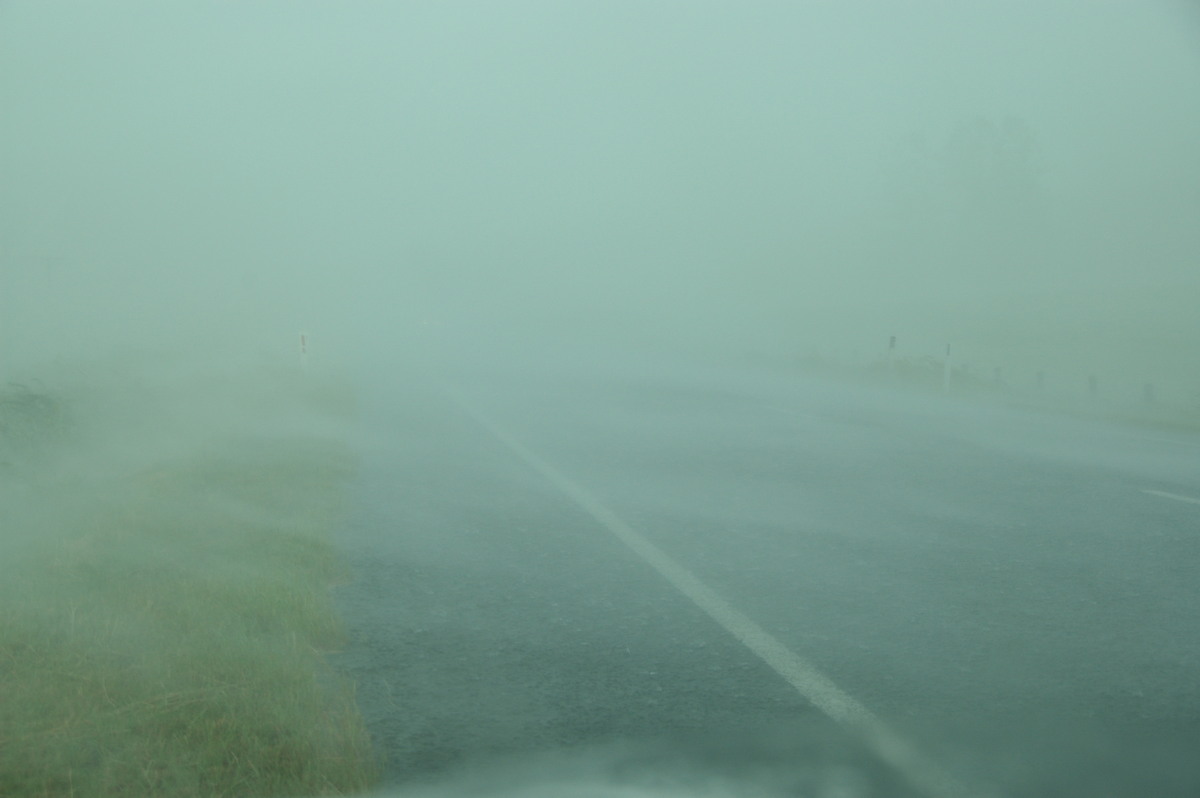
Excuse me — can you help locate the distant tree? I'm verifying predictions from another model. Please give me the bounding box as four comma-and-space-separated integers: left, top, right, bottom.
942, 115, 1043, 237
881, 115, 1047, 259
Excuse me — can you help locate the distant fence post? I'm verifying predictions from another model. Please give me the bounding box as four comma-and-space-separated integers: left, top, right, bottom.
299, 331, 309, 372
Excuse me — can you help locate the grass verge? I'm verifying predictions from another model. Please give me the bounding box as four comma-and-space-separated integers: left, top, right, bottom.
0, 363, 378, 797
793, 354, 1200, 436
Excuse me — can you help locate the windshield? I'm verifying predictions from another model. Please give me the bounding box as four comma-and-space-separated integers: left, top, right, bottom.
2, 2, 1198, 797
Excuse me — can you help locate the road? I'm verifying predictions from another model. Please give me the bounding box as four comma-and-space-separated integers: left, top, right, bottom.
331, 347, 1200, 798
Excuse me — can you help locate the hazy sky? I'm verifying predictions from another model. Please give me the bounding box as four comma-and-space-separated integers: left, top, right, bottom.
2, 1, 1198, 386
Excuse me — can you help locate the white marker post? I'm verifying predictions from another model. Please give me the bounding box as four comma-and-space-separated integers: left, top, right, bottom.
299, 331, 309, 373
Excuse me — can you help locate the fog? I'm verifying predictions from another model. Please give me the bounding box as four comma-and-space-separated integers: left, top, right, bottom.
4, 3, 1200, 797
3, 0, 1199, 392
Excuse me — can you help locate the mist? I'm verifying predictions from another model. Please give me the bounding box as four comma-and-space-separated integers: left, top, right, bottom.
4, 3, 1200, 797
3, 0, 1198, 390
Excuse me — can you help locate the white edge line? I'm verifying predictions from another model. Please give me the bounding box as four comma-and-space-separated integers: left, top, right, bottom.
1142, 489, 1200, 506
449, 392, 1002, 798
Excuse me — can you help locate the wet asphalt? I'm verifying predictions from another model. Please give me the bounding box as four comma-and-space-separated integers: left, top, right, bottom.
331, 352, 1200, 797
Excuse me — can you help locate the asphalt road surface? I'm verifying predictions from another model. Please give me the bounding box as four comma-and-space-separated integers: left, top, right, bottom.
331, 349, 1200, 798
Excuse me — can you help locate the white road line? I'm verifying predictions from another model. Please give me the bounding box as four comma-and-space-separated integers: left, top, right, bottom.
450, 394, 1002, 798
1142, 489, 1200, 506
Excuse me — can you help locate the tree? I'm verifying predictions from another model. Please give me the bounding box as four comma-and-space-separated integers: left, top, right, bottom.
942, 115, 1043, 240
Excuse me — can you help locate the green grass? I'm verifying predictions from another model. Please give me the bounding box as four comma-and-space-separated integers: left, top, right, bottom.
0, 367, 378, 797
